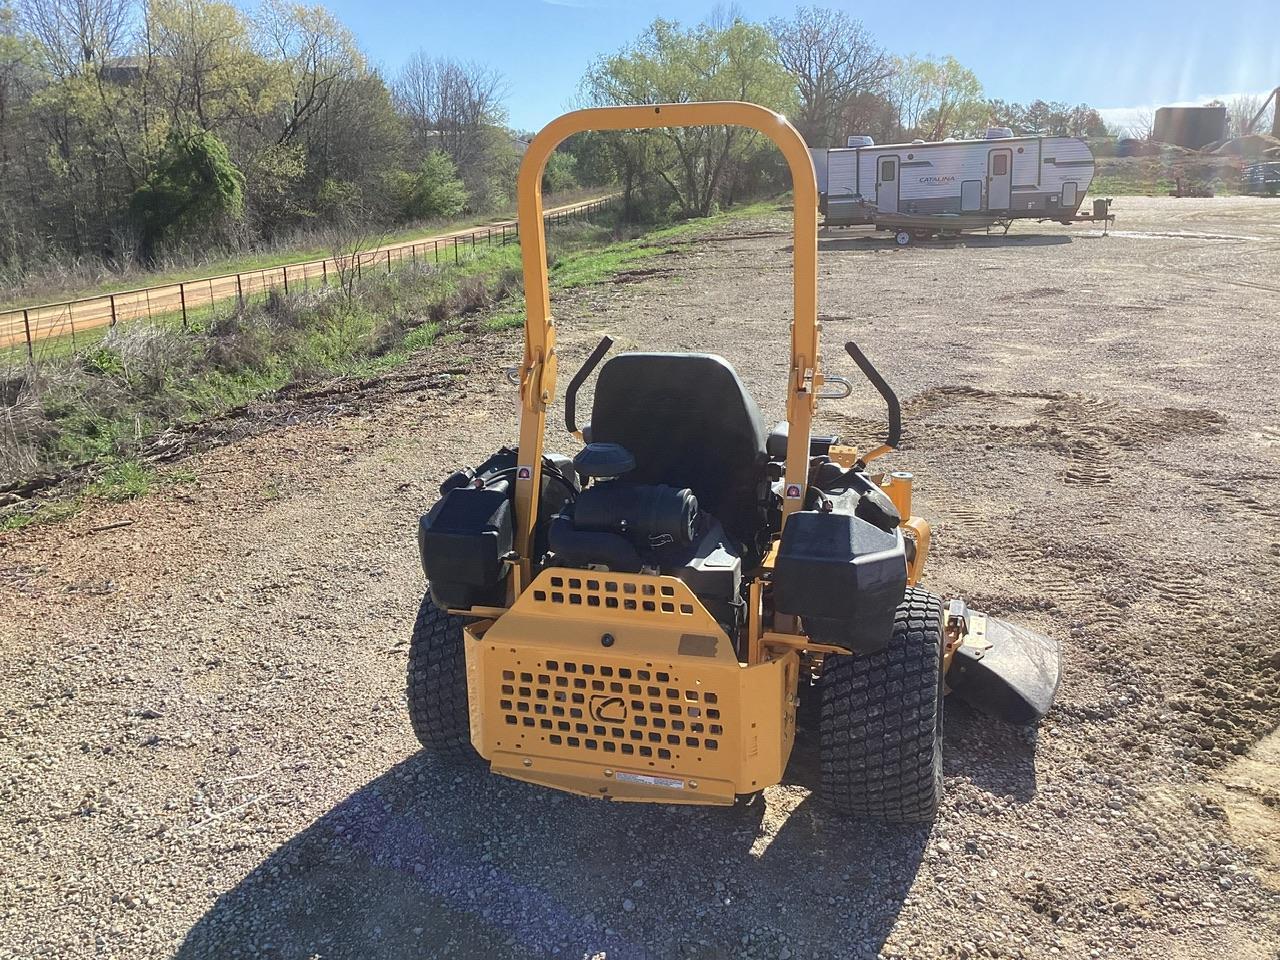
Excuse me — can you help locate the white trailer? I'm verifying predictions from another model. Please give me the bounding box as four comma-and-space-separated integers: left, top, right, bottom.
810, 135, 1102, 236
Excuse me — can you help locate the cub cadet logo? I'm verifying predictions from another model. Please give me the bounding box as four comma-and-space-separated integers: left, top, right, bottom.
919, 175, 956, 184
589, 694, 628, 724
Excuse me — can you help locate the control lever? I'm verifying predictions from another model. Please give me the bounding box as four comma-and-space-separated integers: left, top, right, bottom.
844, 341, 901, 465
565, 335, 614, 435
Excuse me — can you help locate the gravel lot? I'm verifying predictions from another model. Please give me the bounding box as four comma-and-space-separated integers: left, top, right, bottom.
2, 196, 1278, 960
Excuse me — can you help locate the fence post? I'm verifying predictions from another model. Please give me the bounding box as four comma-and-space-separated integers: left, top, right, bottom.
109, 293, 118, 327
22, 308, 33, 362
322, 259, 328, 285
237, 273, 244, 307
453, 237, 459, 265
387, 249, 392, 274
179, 282, 188, 328
412, 243, 417, 265
282, 265, 289, 295
434, 239, 439, 264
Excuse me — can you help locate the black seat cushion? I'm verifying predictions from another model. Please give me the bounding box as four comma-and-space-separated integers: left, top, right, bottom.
589, 353, 768, 542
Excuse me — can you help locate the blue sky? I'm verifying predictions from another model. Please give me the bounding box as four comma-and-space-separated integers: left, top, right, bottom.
324, 0, 1279, 132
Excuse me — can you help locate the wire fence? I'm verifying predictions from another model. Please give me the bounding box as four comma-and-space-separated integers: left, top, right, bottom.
0, 194, 618, 358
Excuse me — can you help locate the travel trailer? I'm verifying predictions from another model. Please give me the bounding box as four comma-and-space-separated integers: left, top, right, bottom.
811, 134, 1098, 231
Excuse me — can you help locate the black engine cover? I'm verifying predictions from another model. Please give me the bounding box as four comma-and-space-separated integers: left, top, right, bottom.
773, 511, 907, 653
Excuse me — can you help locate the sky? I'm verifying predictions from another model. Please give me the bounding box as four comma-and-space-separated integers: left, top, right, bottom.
322, 0, 1280, 133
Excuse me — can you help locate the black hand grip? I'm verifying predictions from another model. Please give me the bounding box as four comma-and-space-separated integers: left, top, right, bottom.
844, 341, 901, 450
565, 335, 614, 433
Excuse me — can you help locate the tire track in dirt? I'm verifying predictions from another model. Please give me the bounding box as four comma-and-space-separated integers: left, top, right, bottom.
900, 385, 1225, 488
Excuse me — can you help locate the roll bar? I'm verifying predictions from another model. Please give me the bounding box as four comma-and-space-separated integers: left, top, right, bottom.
509, 102, 820, 575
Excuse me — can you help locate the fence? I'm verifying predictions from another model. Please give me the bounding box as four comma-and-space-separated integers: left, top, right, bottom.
0, 194, 618, 357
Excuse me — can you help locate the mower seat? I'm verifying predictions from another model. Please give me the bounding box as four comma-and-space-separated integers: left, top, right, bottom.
589, 353, 769, 543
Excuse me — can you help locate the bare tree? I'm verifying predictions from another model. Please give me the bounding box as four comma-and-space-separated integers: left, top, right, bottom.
393, 52, 507, 171
769, 6, 892, 147
1227, 92, 1274, 137
1126, 107, 1155, 141
17, 0, 133, 77
322, 202, 385, 305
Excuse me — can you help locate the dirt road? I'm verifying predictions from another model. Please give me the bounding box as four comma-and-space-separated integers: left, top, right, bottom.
2, 196, 1278, 959
0, 194, 614, 351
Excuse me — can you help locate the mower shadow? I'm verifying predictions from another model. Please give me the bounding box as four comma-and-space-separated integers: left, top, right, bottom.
175, 704, 1039, 959
175, 751, 928, 960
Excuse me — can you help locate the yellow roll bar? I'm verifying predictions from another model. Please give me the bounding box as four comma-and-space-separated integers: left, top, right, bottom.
511, 102, 820, 577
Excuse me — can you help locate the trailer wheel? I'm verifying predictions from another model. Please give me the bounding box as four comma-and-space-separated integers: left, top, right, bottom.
818, 587, 944, 823
406, 592, 479, 762
894, 229, 912, 246
911, 228, 931, 241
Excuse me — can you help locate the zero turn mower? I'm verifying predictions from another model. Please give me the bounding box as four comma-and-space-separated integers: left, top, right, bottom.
407, 102, 1060, 823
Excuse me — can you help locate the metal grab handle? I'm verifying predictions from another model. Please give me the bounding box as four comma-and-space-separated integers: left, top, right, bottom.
565, 335, 614, 434
816, 375, 853, 400
844, 341, 901, 455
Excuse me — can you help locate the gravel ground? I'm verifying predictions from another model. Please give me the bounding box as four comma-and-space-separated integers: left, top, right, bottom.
2, 196, 1278, 960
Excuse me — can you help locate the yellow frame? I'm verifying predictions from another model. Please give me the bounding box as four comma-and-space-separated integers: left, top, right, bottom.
509, 102, 820, 581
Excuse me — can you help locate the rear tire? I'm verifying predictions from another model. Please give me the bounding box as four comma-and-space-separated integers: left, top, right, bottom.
894, 229, 911, 246
818, 587, 944, 823
406, 593, 479, 762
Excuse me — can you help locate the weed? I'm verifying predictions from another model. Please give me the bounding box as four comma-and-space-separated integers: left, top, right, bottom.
92, 460, 155, 501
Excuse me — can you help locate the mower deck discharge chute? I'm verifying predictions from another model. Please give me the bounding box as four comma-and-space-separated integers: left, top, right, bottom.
407, 102, 1061, 823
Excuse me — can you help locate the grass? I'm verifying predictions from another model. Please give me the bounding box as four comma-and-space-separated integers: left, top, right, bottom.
0, 187, 611, 312
1, 198, 781, 530
0, 458, 182, 530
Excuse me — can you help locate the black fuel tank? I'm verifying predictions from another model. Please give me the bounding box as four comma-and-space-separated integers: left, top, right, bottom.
772, 511, 907, 653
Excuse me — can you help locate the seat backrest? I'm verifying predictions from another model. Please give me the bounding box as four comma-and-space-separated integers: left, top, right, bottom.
589, 353, 768, 541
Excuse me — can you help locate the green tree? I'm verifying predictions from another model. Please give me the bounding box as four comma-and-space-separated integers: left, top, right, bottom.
403, 149, 466, 220
128, 126, 244, 258
888, 54, 982, 140
582, 16, 794, 217
255, 1, 365, 148
916, 56, 983, 140
147, 0, 265, 132
541, 149, 578, 193
561, 130, 616, 187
